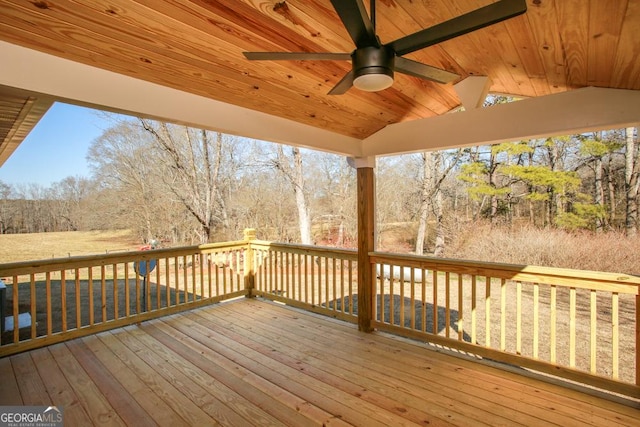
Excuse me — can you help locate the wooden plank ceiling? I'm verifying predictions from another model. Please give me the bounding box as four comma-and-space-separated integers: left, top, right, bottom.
0, 86, 54, 166
0, 0, 638, 143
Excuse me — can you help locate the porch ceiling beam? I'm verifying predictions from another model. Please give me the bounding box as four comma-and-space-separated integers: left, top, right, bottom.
0, 41, 360, 156
454, 76, 492, 111
361, 87, 640, 156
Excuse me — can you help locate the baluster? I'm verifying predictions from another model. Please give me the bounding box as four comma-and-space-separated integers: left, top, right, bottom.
550, 285, 557, 363
569, 287, 576, 368
445, 272, 451, 338
399, 266, 405, 327
533, 283, 539, 358
113, 264, 119, 320
500, 278, 506, 351
61, 270, 67, 332
433, 270, 439, 334
485, 276, 491, 347
471, 275, 477, 344
457, 274, 463, 340
611, 292, 619, 380
590, 289, 597, 374
30, 274, 37, 338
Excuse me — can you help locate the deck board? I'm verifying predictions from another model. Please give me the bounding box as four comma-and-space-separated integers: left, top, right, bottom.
162, 314, 377, 426
0, 357, 22, 405
189, 305, 496, 426
92, 331, 214, 426
119, 326, 278, 426
47, 342, 125, 426
203, 303, 529, 426
12, 351, 51, 405
30, 347, 94, 427
80, 334, 185, 426
65, 338, 156, 427
145, 318, 348, 426
1, 298, 638, 426
220, 299, 640, 426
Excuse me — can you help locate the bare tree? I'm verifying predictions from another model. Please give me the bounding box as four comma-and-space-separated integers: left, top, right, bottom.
375, 156, 417, 249
625, 127, 640, 236
88, 121, 163, 242
270, 145, 312, 244
0, 181, 13, 234
140, 120, 230, 243
309, 153, 356, 246
49, 176, 93, 231
415, 150, 461, 256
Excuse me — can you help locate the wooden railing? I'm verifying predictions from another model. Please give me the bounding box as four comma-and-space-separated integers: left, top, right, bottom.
1, 231, 638, 397
370, 252, 640, 397
0, 240, 248, 356
249, 241, 359, 323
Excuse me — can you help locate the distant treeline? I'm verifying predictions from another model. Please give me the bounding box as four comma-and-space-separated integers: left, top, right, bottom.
1, 107, 638, 254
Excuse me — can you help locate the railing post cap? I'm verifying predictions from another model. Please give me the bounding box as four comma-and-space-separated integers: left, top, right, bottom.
243, 228, 257, 241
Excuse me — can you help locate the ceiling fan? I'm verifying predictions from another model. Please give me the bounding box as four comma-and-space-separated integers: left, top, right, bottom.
243, 0, 527, 95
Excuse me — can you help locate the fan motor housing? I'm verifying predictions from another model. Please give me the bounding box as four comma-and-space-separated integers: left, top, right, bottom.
351, 46, 395, 81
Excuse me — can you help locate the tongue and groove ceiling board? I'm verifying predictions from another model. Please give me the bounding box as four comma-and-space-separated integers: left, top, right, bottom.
0, 0, 639, 158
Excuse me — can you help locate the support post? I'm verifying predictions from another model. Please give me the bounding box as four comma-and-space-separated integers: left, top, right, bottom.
243, 228, 256, 298
355, 157, 376, 332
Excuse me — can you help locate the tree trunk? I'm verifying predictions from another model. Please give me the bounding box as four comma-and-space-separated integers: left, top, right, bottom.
293, 148, 312, 244
275, 146, 312, 244
415, 150, 460, 255
488, 150, 498, 224
414, 152, 431, 255
594, 156, 605, 232
547, 139, 560, 226
433, 189, 445, 257
607, 155, 616, 227
625, 127, 639, 236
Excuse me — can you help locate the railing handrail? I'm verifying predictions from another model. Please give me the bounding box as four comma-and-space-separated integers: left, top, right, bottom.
0, 239, 250, 357
0, 240, 248, 276
371, 251, 640, 294
249, 240, 357, 260
369, 249, 639, 396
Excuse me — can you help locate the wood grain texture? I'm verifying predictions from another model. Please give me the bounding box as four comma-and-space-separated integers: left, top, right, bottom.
2, 298, 637, 426
357, 166, 375, 332
0, 0, 638, 140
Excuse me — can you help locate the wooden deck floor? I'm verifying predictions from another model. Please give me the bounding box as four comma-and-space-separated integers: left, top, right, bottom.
0, 298, 638, 426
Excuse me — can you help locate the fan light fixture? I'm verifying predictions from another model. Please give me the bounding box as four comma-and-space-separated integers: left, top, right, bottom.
353, 71, 393, 92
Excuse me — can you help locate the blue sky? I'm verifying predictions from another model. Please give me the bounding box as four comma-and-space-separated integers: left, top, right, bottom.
0, 103, 117, 187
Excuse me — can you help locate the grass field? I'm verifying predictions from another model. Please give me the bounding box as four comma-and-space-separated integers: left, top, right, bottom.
0, 229, 140, 263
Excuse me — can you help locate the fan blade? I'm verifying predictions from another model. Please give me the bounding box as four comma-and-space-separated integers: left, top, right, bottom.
330, 0, 379, 48
388, 0, 527, 56
395, 57, 459, 84
328, 70, 355, 95
244, 52, 351, 61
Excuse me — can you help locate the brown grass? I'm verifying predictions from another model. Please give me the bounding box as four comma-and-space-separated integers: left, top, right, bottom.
445, 222, 640, 275
0, 229, 140, 263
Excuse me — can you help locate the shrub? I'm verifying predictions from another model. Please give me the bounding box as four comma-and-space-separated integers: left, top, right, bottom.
445, 221, 640, 274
